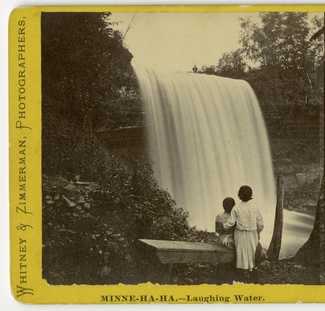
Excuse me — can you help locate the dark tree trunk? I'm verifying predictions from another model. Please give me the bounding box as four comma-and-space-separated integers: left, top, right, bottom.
267, 176, 284, 261
294, 175, 325, 283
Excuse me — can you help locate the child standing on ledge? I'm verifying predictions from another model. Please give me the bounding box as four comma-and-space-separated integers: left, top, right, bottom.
224, 185, 264, 281
215, 197, 236, 249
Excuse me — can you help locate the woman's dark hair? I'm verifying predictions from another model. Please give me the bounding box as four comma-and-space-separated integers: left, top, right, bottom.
238, 185, 253, 202
222, 197, 235, 214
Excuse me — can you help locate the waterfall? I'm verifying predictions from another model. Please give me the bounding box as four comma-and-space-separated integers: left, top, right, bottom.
134, 66, 312, 256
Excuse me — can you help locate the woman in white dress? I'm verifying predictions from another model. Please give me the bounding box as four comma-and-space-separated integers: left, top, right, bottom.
224, 185, 264, 277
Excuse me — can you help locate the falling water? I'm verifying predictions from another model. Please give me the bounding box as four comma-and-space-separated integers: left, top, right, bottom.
134, 66, 313, 256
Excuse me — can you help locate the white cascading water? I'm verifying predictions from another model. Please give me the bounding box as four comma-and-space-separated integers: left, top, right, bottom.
134, 65, 313, 258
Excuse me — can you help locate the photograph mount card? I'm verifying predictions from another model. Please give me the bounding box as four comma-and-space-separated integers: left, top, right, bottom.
9, 4, 325, 303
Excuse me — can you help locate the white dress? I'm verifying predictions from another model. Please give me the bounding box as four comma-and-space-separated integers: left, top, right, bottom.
224, 201, 264, 270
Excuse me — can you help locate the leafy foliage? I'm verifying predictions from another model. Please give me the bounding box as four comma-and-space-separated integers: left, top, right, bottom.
216, 49, 247, 78
213, 13, 324, 106
240, 13, 310, 70
41, 12, 142, 176
42, 152, 192, 284
42, 12, 135, 120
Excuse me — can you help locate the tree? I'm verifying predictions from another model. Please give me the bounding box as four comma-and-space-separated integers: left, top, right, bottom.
215, 49, 247, 78
295, 176, 325, 282
239, 13, 309, 70
294, 18, 325, 282
41, 12, 138, 176
200, 65, 216, 75
306, 15, 325, 104
237, 13, 323, 105
42, 12, 136, 129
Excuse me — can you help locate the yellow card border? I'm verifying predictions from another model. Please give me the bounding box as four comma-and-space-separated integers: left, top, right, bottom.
9, 5, 325, 304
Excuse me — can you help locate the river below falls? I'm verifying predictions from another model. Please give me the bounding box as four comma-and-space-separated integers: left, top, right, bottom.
259, 209, 314, 259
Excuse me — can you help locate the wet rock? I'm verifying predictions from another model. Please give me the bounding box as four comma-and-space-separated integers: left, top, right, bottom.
296, 173, 307, 186
100, 265, 112, 278
259, 260, 271, 269
64, 183, 78, 192
77, 196, 86, 204
320, 272, 325, 284
62, 195, 77, 208
293, 264, 305, 270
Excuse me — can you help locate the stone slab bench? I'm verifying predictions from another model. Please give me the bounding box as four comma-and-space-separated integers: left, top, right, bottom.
137, 239, 235, 282
138, 239, 234, 265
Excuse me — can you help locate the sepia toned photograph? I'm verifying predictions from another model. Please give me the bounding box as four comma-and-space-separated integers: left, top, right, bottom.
41, 11, 324, 286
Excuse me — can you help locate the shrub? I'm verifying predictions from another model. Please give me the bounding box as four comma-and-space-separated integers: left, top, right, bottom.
42, 145, 191, 284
